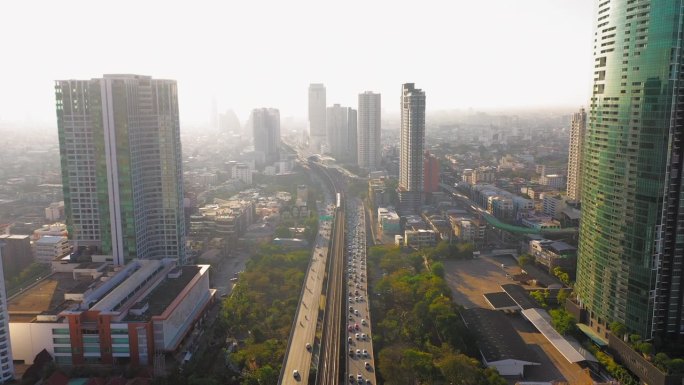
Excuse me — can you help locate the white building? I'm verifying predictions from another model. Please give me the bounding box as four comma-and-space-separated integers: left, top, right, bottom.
357, 91, 382, 172
232, 163, 252, 185
308, 84, 326, 151
539, 174, 566, 189
404, 229, 436, 249
34, 236, 71, 262
45, 201, 64, 222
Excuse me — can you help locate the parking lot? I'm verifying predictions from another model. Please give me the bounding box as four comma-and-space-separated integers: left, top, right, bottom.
442, 255, 590, 384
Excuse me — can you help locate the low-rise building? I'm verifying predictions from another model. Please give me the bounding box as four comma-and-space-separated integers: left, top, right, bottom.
377, 207, 400, 235
404, 229, 436, 249
9, 258, 215, 366
35, 236, 71, 263
539, 174, 566, 189
529, 240, 577, 277
520, 216, 561, 231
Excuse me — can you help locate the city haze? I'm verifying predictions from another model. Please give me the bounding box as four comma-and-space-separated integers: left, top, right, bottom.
2, 0, 594, 125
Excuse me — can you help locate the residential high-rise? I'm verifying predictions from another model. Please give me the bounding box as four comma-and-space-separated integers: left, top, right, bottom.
424, 151, 440, 194
55, 75, 186, 265
398, 83, 426, 215
325, 104, 357, 163
0, 243, 14, 383
357, 92, 382, 172
308, 83, 326, 152
566, 107, 586, 201
576, 1, 684, 343
250, 108, 281, 166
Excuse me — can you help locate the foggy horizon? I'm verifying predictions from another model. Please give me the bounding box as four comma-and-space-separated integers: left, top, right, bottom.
2, 0, 595, 125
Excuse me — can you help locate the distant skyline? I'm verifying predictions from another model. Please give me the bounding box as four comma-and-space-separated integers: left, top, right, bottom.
2, 0, 595, 125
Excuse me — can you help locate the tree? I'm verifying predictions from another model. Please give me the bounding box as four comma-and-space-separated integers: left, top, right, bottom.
431, 262, 445, 278
549, 308, 576, 335
629, 334, 642, 345
667, 358, 684, 375
530, 290, 549, 308
552, 267, 571, 286
555, 288, 569, 306
636, 342, 653, 356
654, 352, 670, 371
609, 321, 627, 338
436, 352, 483, 385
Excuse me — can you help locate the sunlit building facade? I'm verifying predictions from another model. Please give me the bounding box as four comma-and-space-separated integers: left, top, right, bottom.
55, 75, 186, 265
357, 91, 382, 172
576, 1, 684, 342
566, 107, 586, 201
398, 83, 426, 215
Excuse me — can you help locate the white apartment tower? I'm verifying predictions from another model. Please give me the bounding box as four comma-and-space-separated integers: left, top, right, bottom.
326, 104, 357, 163
55, 75, 186, 265
398, 83, 426, 215
566, 107, 586, 201
308, 83, 327, 152
357, 92, 381, 172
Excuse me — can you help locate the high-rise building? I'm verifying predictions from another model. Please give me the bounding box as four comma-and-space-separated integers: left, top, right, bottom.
576, 1, 684, 342
0, 242, 13, 383
250, 108, 281, 166
566, 107, 586, 201
357, 92, 382, 172
55, 75, 186, 265
308, 83, 326, 151
325, 104, 357, 163
423, 151, 440, 193
398, 83, 426, 215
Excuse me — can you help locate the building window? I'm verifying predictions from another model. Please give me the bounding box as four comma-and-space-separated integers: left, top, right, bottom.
52, 338, 71, 345
52, 328, 70, 335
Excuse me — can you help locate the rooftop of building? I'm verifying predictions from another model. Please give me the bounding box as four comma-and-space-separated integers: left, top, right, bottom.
8, 272, 89, 322
124, 265, 201, 322
35, 235, 67, 244
0, 234, 30, 240
483, 292, 519, 310
461, 308, 539, 364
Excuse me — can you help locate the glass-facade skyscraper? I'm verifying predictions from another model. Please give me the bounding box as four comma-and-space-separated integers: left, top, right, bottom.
55, 74, 186, 265
576, 0, 684, 342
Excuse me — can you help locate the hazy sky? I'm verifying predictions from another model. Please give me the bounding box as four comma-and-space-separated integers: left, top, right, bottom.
1, 0, 595, 125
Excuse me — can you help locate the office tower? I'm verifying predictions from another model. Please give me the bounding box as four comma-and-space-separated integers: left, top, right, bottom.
325, 104, 357, 163
576, 1, 684, 342
308, 83, 326, 152
55, 75, 186, 265
398, 83, 426, 215
0, 243, 13, 383
250, 108, 281, 166
357, 92, 382, 172
566, 107, 586, 201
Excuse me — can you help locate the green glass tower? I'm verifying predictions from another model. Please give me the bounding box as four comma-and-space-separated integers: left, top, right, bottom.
576, 0, 684, 342
56, 75, 186, 265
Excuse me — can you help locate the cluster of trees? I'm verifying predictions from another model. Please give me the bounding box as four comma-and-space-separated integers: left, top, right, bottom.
368, 245, 507, 385
219, 244, 310, 384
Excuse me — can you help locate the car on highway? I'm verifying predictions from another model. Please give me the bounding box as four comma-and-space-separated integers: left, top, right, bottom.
361, 333, 367, 340
355, 333, 360, 340
349, 349, 354, 356
357, 374, 363, 382
356, 349, 361, 356
365, 361, 371, 370
354, 309, 360, 316
306, 343, 312, 351
363, 349, 368, 357
293, 370, 300, 379
348, 336, 353, 343
361, 319, 367, 325
349, 375, 354, 382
